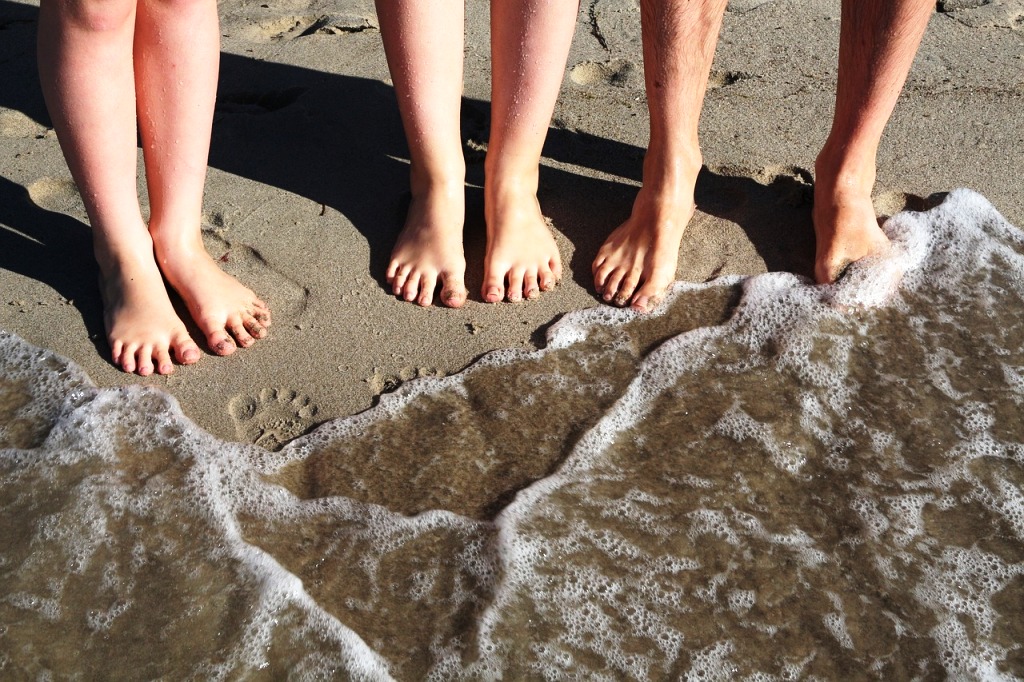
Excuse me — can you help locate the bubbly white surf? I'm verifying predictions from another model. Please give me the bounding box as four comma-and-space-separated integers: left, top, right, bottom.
2, 189, 1022, 679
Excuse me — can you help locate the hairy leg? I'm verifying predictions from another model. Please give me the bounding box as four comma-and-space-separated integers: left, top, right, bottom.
376, 0, 468, 307
593, 0, 727, 312
38, 0, 201, 376
813, 0, 932, 283
481, 0, 577, 303
135, 0, 271, 350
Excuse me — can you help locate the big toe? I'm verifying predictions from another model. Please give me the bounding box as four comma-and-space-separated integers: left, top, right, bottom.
441, 274, 468, 308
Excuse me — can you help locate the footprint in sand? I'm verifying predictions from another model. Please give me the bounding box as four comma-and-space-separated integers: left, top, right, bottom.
569, 60, 635, 88
201, 230, 311, 317
229, 13, 377, 43
366, 366, 443, 396
938, 1, 1024, 30
707, 70, 754, 90
229, 388, 319, 450
873, 190, 927, 219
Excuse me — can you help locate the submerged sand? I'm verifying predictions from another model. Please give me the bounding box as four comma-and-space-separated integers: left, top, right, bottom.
2, 0, 1023, 443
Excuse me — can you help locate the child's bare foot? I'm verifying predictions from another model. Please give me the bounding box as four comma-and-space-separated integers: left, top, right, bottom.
593, 154, 700, 313
482, 184, 562, 303
386, 182, 468, 308
812, 161, 890, 284
97, 246, 202, 376
153, 233, 271, 356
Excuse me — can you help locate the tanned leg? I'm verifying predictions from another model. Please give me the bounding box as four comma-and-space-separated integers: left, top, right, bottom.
593, 0, 727, 312
481, 0, 577, 303
376, 0, 469, 307
38, 0, 201, 375
813, 0, 932, 283
134, 0, 270, 352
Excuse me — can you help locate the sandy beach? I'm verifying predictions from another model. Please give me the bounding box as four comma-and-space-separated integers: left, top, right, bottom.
4, 2, 1024, 677
1, 0, 1022, 442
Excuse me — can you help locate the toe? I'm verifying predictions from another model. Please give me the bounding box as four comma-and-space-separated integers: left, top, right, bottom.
392, 265, 411, 295
630, 273, 672, 313
594, 261, 613, 293
118, 343, 137, 374
172, 333, 201, 365
135, 345, 155, 377
251, 301, 271, 326
549, 256, 563, 282
524, 270, 540, 300
506, 268, 525, 302
402, 274, 421, 302
417, 274, 438, 307
440, 274, 468, 308
482, 267, 506, 304
208, 331, 237, 356
243, 314, 268, 339
602, 268, 626, 303
227, 317, 256, 348
155, 347, 174, 375
614, 270, 642, 307
111, 340, 125, 369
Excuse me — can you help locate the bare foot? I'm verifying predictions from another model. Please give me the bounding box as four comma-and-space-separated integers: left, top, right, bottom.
386, 183, 468, 308
98, 249, 202, 376
482, 185, 562, 303
593, 176, 696, 313
153, 234, 271, 356
812, 166, 890, 284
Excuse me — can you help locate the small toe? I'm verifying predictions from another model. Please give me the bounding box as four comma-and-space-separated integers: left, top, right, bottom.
242, 311, 268, 339
506, 268, 525, 302
228, 319, 255, 348
482, 269, 505, 303
417, 274, 438, 307
155, 347, 174, 375
613, 271, 642, 307
135, 346, 155, 377
118, 344, 137, 374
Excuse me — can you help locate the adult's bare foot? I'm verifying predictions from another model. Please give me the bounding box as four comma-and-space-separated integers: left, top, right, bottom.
386, 182, 468, 308
812, 162, 890, 284
153, 233, 271, 356
593, 150, 702, 313
98, 246, 202, 376
482, 185, 562, 303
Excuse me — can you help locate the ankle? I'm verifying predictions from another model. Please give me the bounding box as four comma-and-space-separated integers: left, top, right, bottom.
409, 161, 465, 200
814, 143, 877, 199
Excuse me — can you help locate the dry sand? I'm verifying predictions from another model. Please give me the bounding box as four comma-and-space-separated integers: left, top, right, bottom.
1, 0, 1022, 444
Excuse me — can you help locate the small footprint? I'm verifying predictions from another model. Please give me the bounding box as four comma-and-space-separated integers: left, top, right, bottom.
229, 388, 319, 450
873, 190, 926, 219
939, 0, 1024, 29
569, 60, 634, 87
366, 366, 443, 396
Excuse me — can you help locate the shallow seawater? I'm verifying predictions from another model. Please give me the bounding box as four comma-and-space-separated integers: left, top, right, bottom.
2, 189, 1023, 679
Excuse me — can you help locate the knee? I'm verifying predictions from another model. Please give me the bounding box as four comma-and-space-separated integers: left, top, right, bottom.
51, 0, 135, 33
143, 0, 216, 14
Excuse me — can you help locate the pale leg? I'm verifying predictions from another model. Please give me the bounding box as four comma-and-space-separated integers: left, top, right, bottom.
38, 0, 201, 375
481, 0, 577, 303
135, 0, 271, 350
813, 0, 932, 283
376, 0, 469, 307
593, 0, 727, 312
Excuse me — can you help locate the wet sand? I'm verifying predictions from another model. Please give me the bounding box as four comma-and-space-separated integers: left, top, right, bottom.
2, 0, 1023, 443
